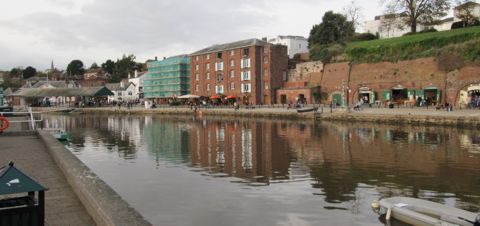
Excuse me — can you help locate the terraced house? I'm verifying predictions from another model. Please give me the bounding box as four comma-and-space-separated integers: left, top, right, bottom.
190, 38, 288, 105
144, 55, 190, 103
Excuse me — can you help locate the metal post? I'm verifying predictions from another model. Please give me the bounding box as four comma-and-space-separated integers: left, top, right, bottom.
29, 107, 35, 130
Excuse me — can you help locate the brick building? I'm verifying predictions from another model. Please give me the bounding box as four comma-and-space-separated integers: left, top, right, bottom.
190, 39, 288, 105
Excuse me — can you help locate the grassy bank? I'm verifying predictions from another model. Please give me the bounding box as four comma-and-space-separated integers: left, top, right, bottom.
345, 27, 480, 63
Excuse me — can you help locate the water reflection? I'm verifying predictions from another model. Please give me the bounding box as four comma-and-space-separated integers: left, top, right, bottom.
43, 115, 480, 225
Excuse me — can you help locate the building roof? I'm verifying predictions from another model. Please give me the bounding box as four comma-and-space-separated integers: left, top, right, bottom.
0, 162, 47, 195
105, 83, 122, 91
190, 38, 268, 56
455, 1, 480, 10
12, 86, 113, 97
269, 35, 307, 41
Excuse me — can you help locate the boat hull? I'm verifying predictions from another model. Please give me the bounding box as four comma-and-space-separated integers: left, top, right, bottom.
378, 197, 477, 226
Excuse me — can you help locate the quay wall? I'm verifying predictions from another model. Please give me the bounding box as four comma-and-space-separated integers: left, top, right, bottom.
74, 107, 480, 128
78, 107, 317, 119
37, 130, 152, 226
317, 112, 480, 129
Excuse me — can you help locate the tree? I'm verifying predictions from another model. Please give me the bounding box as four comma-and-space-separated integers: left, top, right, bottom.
382, 0, 450, 33
455, 0, 480, 28
101, 59, 115, 75
66, 60, 85, 77
90, 62, 99, 69
111, 54, 137, 82
23, 66, 36, 79
343, 1, 363, 31
308, 11, 355, 47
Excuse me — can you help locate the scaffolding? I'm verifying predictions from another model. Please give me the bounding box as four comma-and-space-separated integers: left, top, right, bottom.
144, 55, 190, 99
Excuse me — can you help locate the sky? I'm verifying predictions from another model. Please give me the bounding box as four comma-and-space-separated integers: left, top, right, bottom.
0, 0, 383, 71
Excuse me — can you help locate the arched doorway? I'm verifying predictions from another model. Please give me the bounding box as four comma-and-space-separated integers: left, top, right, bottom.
331, 92, 343, 107
358, 87, 376, 104
457, 83, 480, 108
297, 94, 306, 104
391, 85, 408, 103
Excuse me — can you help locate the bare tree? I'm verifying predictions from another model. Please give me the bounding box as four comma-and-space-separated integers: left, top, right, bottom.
455, 0, 480, 27
382, 0, 451, 32
343, 0, 364, 31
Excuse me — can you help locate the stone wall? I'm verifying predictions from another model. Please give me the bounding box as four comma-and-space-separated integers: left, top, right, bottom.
286, 58, 480, 106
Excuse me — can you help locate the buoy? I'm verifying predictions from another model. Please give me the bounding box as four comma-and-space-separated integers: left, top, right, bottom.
371, 200, 380, 213
0, 115, 10, 132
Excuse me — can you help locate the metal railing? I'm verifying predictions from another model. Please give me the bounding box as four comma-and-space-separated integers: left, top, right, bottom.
0, 107, 43, 131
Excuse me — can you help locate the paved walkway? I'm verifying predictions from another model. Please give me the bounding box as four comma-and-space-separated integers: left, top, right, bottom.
0, 135, 94, 226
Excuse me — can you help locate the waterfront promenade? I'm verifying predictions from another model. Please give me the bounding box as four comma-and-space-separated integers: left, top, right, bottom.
1, 116, 151, 225
0, 133, 95, 226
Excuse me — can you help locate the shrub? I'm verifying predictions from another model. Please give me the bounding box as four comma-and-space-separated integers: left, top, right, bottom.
350, 33, 378, 41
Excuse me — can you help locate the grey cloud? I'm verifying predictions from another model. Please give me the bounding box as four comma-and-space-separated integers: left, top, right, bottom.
1, 0, 277, 64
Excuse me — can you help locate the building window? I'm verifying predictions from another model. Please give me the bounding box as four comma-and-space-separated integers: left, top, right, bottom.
206, 63, 210, 70
207, 72, 210, 80
195, 84, 199, 92
264, 47, 268, 54
195, 56, 199, 61
230, 70, 235, 78
265, 83, 269, 90
217, 52, 222, 59
230, 59, 234, 67
264, 69, 268, 77
206, 54, 210, 60
241, 83, 251, 93
195, 73, 199, 81
243, 48, 249, 56
195, 65, 199, 71
207, 84, 210, 91
230, 50, 235, 56
282, 71, 287, 81
215, 85, 224, 94
215, 62, 224, 71
264, 57, 268, 64
241, 71, 251, 81
230, 82, 235, 90
217, 74, 224, 83
241, 58, 250, 68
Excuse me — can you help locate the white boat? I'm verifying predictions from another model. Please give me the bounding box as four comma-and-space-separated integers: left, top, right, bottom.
372, 197, 479, 226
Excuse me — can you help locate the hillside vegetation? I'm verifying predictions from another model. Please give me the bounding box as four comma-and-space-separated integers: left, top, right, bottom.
345, 27, 480, 63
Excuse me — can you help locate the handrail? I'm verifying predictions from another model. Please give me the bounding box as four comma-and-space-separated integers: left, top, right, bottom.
0, 107, 43, 131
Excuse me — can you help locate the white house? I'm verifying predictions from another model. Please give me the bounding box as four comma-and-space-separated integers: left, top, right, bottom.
105, 81, 137, 103
363, 13, 455, 39
454, 1, 480, 22
269, 36, 308, 58
128, 70, 146, 100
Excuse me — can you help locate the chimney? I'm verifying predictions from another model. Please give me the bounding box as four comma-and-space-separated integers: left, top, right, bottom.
155, 56, 158, 61
163, 57, 166, 60
135, 69, 138, 78
120, 81, 124, 88
262, 37, 267, 41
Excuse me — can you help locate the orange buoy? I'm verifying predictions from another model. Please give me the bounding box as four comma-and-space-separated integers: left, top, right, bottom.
0, 115, 10, 132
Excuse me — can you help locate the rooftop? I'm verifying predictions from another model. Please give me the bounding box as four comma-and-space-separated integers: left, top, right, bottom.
190, 38, 268, 56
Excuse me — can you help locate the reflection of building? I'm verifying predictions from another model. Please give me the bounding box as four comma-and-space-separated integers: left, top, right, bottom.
189, 120, 291, 182
190, 38, 288, 105
143, 119, 191, 164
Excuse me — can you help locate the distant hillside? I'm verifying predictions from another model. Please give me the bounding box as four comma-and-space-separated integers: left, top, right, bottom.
345, 27, 480, 64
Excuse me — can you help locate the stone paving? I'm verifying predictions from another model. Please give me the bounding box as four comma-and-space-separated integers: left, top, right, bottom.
0, 135, 94, 226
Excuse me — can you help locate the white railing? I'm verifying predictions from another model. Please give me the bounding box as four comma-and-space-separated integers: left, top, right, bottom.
1, 107, 43, 131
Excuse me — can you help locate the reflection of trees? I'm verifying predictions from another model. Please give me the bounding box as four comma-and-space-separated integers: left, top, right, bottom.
299, 122, 480, 210
43, 114, 140, 159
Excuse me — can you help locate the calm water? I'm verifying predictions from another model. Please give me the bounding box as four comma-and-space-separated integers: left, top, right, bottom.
43, 114, 480, 226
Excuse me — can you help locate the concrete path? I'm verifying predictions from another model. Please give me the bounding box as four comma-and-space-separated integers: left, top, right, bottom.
0, 135, 95, 226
